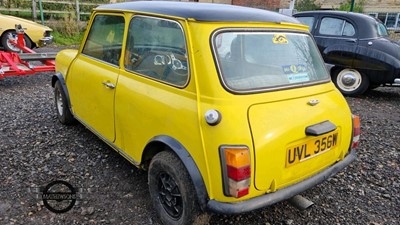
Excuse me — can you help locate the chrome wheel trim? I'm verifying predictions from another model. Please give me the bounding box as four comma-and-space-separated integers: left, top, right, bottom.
336, 69, 362, 92
55, 89, 64, 116
5, 33, 22, 52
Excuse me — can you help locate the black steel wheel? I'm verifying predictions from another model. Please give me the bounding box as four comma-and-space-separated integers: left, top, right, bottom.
149, 151, 199, 225
54, 80, 75, 125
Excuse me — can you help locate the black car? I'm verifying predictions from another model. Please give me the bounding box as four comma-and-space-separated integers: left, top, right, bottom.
294, 10, 400, 96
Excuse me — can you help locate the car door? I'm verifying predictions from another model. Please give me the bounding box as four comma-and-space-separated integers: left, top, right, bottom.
313, 16, 358, 68
114, 16, 195, 161
66, 13, 125, 141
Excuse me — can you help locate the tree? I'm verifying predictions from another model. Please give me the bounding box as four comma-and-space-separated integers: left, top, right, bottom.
295, 0, 321, 12
338, 0, 365, 13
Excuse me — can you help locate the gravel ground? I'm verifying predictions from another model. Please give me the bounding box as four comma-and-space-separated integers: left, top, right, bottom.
0, 47, 399, 225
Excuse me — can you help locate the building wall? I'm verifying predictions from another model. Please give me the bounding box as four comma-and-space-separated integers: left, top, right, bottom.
231, 0, 281, 10
209, 0, 400, 29
210, 0, 400, 13
317, 0, 400, 13
201, 0, 232, 4
266, 0, 400, 13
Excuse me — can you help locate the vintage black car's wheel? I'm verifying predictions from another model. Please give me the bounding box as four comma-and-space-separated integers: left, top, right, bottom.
54, 81, 75, 125
332, 68, 369, 96
148, 151, 199, 225
1, 31, 32, 52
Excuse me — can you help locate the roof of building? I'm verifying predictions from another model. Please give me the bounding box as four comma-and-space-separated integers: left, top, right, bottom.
97, 1, 300, 24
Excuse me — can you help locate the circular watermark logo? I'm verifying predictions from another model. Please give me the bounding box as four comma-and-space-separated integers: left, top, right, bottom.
42, 180, 76, 213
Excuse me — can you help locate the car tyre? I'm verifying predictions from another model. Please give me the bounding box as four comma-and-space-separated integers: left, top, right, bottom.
368, 84, 381, 90
54, 81, 75, 125
149, 151, 199, 225
332, 68, 369, 96
1, 31, 32, 52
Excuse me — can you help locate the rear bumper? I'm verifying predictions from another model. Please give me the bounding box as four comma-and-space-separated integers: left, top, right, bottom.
207, 149, 356, 214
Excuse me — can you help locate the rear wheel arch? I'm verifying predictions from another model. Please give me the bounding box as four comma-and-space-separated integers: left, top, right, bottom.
331, 66, 370, 96
142, 135, 209, 211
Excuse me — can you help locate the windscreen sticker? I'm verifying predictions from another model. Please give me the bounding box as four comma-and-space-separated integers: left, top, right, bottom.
272, 34, 288, 44
282, 64, 310, 83
106, 30, 115, 43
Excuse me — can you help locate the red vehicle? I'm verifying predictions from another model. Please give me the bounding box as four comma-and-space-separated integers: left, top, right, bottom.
0, 25, 55, 79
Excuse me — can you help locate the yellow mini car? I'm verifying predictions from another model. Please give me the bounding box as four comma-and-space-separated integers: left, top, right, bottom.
0, 14, 53, 52
52, 2, 360, 224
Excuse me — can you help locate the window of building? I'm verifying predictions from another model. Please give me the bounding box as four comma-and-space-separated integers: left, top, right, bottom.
386, 13, 397, 28
377, 13, 387, 24
370, 12, 400, 30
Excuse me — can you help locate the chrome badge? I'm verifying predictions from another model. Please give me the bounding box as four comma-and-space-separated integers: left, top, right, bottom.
307, 99, 320, 106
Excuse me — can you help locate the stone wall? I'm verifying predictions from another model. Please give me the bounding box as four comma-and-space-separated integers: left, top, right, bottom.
201, 0, 232, 3
317, 0, 400, 13
389, 30, 400, 40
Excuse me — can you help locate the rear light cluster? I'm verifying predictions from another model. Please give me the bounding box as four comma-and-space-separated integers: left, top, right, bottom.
219, 146, 251, 198
352, 114, 360, 149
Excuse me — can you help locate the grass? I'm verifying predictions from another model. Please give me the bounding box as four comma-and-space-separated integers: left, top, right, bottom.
47, 17, 87, 46
52, 31, 84, 46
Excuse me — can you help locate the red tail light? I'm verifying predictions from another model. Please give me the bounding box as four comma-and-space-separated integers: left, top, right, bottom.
227, 165, 251, 181
220, 146, 251, 198
352, 115, 360, 149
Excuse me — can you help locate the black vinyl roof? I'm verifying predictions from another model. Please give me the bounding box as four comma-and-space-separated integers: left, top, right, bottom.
97, 1, 300, 24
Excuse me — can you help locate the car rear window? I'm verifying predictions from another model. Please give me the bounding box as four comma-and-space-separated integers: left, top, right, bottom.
296, 17, 314, 31
377, 23, 389, 36
212, 30, 329, 92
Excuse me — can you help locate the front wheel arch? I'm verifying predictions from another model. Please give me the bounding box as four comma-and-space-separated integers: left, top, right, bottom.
52, 73, 71, 106
1, 30, 33, 52
142, 136, 209, 211
52, 73, 75, 124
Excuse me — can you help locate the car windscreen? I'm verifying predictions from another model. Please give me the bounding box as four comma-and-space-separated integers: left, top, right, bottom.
377, 22, 389, 37
212, 31, 330, 92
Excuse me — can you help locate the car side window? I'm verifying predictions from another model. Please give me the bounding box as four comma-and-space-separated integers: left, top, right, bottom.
82, 14, 125, 65
296, 17, 315, 32
343, 21, 355, 36
124, 16, 188, 86
319, 17, 355, 37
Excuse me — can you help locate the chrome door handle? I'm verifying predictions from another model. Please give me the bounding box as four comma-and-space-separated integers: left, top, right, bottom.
102, 81, 115, 89
346, 39, 357, 43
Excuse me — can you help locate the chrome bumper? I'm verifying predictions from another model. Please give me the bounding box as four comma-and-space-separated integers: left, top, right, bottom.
39, 36, 54, 47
